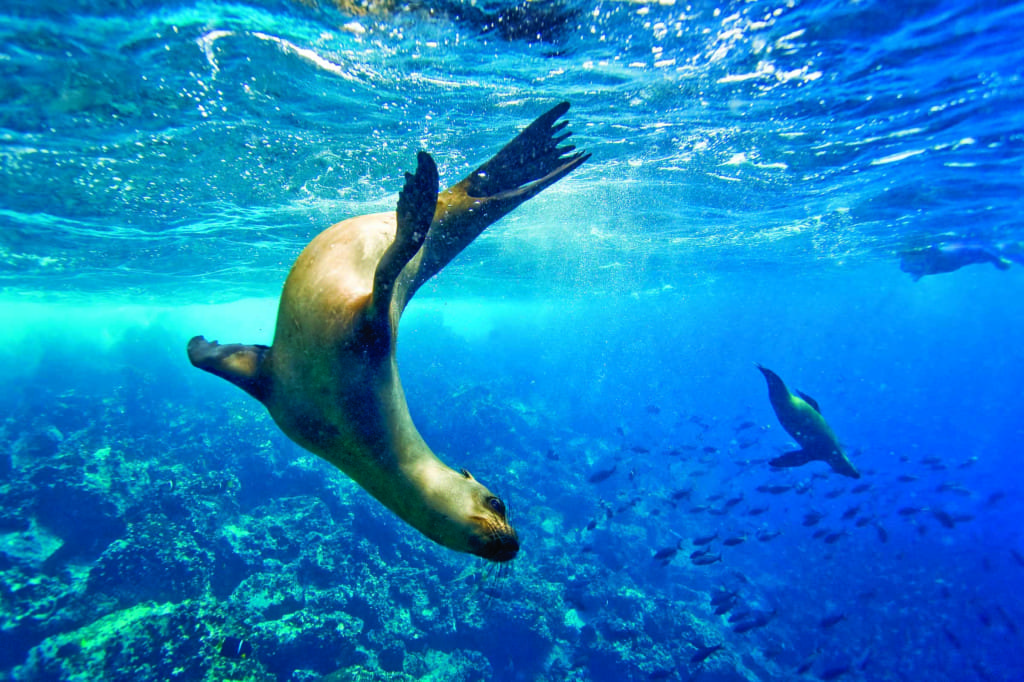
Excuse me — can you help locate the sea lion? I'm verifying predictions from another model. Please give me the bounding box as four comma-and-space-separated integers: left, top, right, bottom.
899, 242, 1013, 280
188, 102, 588, 562
755, 365, 860, 479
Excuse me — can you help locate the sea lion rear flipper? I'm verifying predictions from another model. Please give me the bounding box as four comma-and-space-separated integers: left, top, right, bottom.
396, 101, 589, 307
770, 449, 816, 469
187, 336, 270, 402
366, 151, 439, 338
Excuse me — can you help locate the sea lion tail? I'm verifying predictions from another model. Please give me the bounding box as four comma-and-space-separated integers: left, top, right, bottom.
769, 449, 815, 469
187, 336, 270, 403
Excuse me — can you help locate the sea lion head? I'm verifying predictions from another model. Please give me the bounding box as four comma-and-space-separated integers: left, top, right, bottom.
423, 466, 519, 562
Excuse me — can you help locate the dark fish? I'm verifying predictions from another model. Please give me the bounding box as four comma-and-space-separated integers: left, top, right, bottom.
897, 474, 918, 483
747, 506, 769, 516
736, 420, 757, 432
709, 590, 738, 606
691, 553, 723, 566
653, 542, 681, 561
707, 507, 729, 516
732, 610, 775, 633
824, 488, 845, 499
803, 511, 825, 527
796, 650, 821, 674
706, 493, 725, 502
854, 516, 872, 528
840, 505, 861, 520
942, 626, 962, 650
1010, 549, 1024, 567
690, 643, 723, 664
957, 456, 978, 469
629, 446, 650, 454
851, 483, 872, 494
671, 488, 693, 501
819, 664, 851, 680
897, 507, 921, 516
983, 489, 1007, 503
645, 404, 661, 414
702, 446, 718, 454
812, 528, 828, 539
688, 505, 709, 514
979, 610, 992, 627
929, 509, 956, 529
724, 495, 744, 508
756, 484, 792, 495
588, 465, 617, 483
823, 531, 845, 544
820, 613, 846, 628
756, 529, 782, 542
585, 519, 597, 531
728, 609, 753, 623
875, 524, 889, 543
713, 600, 735, 615
723, 535, 747, 547
219, 636, 253, 659
920, 456, 943, 465
995, 605, 1019, 634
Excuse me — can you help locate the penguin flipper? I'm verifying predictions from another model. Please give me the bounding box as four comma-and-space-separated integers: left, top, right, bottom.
770, 449, 816, 469
187, 336, 270, 403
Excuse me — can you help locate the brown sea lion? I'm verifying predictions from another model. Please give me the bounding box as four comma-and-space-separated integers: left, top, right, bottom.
188, 102, 588, 562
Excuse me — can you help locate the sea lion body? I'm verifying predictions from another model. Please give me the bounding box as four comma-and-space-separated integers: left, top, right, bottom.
189, 103, 588, 561
756, 365, 860, 479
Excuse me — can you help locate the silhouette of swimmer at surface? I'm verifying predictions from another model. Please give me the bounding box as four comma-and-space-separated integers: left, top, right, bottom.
899, 241, 1024, 280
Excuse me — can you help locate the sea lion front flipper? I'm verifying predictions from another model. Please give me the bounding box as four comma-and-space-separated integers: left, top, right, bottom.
795, 390, 822, 413
366, 151, 439, 341
396, 101, 589, 307
187, 336, 270, 402
770, 449, 816, 469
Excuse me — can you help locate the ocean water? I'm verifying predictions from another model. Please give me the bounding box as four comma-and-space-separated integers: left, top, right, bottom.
2, 0, 1024, 680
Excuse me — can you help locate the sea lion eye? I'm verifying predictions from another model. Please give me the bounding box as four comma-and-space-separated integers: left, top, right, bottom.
487, 497, 506, 516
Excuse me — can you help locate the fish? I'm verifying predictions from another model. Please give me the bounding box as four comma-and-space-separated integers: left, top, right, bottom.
802, 511, 825, 527
875, 524, 889, 543
851, 483, 872, 494
854, 517, 872, 528
958, 456, 978, 469
629, 446, 650, 454
820, 613, 846, 628
897, 506, 921, 516
671, 488, 693, 501
942, 626, 962, 650
723, 535, 747, 547
688, 505, 709, 514
707, 507, 729, 516
545, 448, 559, 461
713, 599, 736, 616
819, 664, 851, 680
732, 610, 775, 634
691, 552, 723, 566
736, 420, 757, 432
756, 529, 782, 542
824, 488, 845, 499
689, 643, 723, 664
652, 541, 681, 562
1010, 549, 1024, 567
812, 528, 829, 539
823, 531, 845, 544
645, 404, 661, 414
585, 519, 597, 531
588, 465, 617, 483
897, 474, 918, 483
747, 506, 769, 516
929, 509, 956, 529
219, 636, 253, 659
840, 505, 861, 520
709, 590, 739, 606
756, 484, 792, 495
723, 495, 744, 508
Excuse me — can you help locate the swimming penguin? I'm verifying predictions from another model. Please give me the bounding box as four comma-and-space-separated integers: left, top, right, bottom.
755, 365, 860, 479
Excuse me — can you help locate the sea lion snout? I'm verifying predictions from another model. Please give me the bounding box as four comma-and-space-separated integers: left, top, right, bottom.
470, 525, 520, 563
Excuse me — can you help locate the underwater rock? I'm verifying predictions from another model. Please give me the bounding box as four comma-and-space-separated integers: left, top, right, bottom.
31, 474, 126, 568
249, 609, 366, 678
87, 515, 212, 605
13, 601, 215, 681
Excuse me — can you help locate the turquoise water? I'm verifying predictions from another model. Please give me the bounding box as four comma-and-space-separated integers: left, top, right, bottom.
2, 0, 1024, 680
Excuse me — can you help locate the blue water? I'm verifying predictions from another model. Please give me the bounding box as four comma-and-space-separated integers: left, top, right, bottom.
2, 0, 1024, 680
